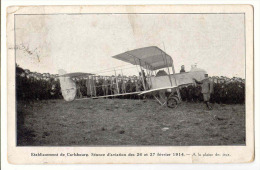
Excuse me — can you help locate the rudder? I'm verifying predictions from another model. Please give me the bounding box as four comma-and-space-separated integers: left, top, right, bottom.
58, 69, 77, 102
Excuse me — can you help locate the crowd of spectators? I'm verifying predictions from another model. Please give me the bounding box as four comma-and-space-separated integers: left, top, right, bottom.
16, 65, 245, 104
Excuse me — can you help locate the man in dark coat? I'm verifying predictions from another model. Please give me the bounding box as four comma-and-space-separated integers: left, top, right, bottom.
193, 74, 214, 110
75, 78, 83, 98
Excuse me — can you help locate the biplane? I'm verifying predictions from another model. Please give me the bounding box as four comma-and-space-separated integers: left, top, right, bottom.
58, 46, 206, 108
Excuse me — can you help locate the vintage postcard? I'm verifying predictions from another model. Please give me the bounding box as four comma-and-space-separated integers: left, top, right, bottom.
7, 5, 254, 164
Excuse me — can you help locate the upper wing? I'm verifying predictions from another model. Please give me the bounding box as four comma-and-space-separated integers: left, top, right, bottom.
112, 46, 173, 70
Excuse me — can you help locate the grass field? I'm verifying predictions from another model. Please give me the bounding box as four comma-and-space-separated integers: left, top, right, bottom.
17, 98, 245, 146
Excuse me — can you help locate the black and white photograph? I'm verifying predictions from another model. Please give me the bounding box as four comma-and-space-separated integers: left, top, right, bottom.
15, 11, 247, 147
5, 5, 255, 164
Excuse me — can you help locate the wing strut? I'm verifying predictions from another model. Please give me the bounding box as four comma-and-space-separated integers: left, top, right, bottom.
125, 52, 147, 91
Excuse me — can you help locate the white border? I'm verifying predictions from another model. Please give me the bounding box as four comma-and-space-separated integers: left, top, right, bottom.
1, 0, 260, 169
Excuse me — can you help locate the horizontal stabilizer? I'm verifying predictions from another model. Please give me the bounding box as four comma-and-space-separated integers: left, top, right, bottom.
58, 72, 94, 78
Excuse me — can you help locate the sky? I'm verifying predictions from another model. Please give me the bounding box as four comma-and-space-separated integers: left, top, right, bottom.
15, 13, 245, 78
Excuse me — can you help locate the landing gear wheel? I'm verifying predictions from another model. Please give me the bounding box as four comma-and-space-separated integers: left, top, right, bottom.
167, 97, 178, 108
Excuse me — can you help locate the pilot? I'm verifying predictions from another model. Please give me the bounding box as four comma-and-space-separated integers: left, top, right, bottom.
180, 65, 186, 73
193, 74, 214, 110
156, 70, 167, 77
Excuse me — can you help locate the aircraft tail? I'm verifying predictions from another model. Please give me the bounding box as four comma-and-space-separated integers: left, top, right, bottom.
58, 69, 77, 102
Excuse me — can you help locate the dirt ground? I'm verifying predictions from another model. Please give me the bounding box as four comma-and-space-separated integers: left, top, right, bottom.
17, 98, 245, 146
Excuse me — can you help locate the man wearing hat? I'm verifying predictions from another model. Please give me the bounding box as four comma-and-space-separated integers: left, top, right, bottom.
102, 76, 109, 96
193, 74, 214, 110
75, 77, 83, 98
111, 77, 118, 95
